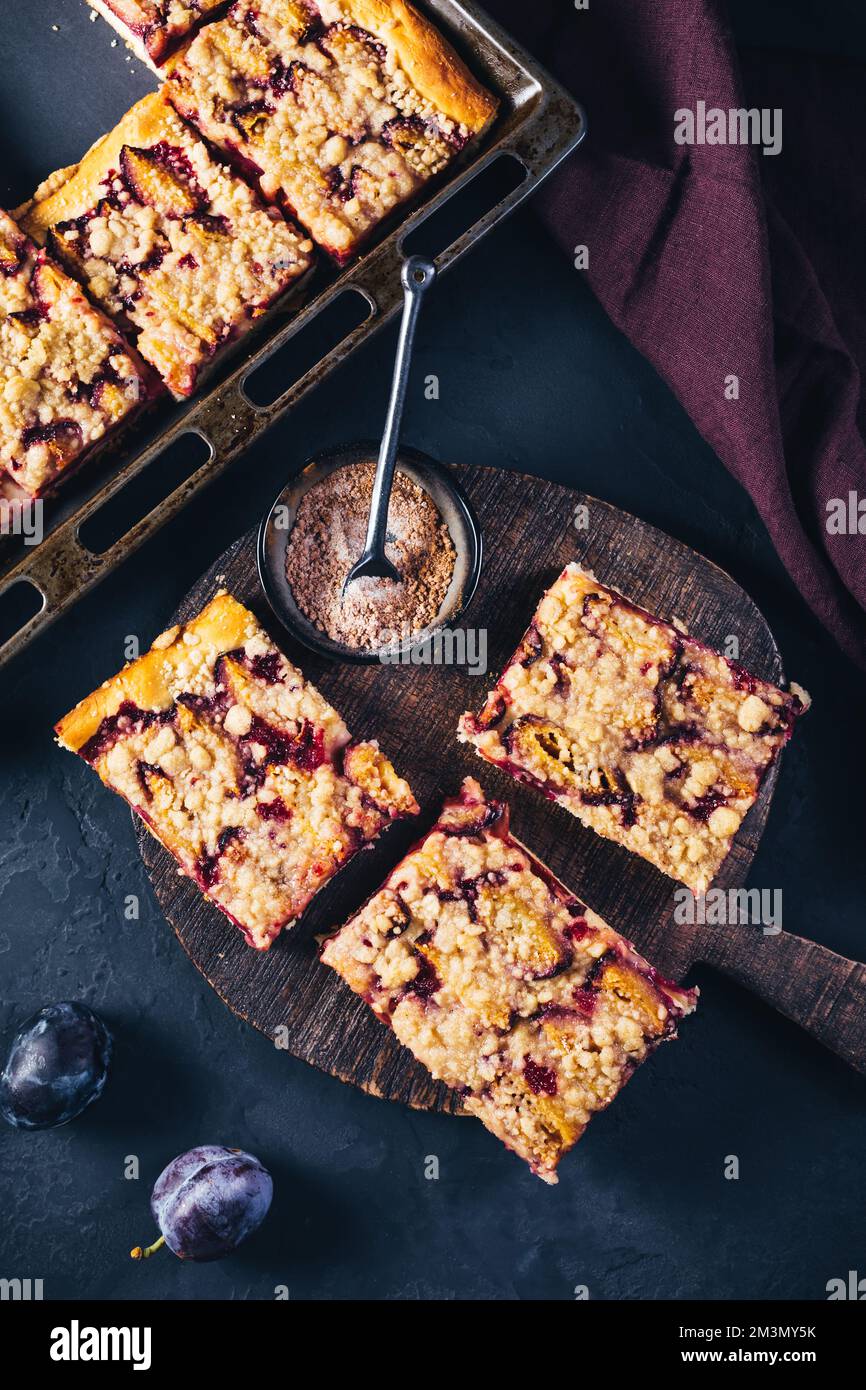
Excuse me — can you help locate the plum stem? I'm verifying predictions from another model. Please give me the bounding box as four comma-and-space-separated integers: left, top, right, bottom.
130, 1235, 166, 1261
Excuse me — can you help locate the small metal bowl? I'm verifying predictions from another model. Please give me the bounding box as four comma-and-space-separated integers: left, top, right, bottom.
257, 442, 483, 664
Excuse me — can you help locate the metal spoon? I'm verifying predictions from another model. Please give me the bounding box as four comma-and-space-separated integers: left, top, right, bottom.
341, 255, 436, 593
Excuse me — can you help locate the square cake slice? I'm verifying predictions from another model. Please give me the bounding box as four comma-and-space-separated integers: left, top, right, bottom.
459, 564, 810, 895
322, 777, 697, 1183
167, 0, 498, 263
0, 207, 153, 496
90, 1, 228, 70
55, 591, 418, 949
17, 90, 314, 398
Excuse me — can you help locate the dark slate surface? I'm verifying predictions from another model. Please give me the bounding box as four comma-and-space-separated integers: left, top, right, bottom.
1, 0, 865, 1301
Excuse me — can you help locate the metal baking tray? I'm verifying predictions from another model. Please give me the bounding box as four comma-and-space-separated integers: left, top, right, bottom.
0, 0, 585, 668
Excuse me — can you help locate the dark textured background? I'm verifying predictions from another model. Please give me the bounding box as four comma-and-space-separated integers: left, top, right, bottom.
1, 0, 864, 1301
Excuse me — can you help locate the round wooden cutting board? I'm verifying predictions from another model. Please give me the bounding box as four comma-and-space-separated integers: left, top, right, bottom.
136, 465, 784, 1111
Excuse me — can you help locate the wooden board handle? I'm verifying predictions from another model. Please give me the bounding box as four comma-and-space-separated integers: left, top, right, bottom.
700, 930, 866, 1076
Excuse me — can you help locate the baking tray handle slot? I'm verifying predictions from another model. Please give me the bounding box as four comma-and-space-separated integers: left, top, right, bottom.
0, 577, 45, 649
402, 153, 528, 261
77, 431, 214, 557
242, 288, 373, 410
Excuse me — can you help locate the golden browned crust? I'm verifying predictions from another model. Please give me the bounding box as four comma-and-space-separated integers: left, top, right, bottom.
19, 91, 180, 241
55, 591, 257, 752
343, 0, 498, 132
12, 161, 83, 230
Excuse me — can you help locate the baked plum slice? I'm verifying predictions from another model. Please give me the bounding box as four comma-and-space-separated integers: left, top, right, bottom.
0, 226, 26, 277
343, 742, 417, 816
504, 716, 639, 825
19, 421, 83, 471
247, 0, 318, 43
319, 21, 387, 65
462, 689, 508, 737
105, 0, 157, 37
472, 880, 571, 981
381, 115, 452, 174
597, 957, 677, 1038
436, 784, 503, 837
504, 716, 601, 794
230, 99, 273, 142
212, 20, 273, 84
29, 258, 72, 314
120, 143, 206, 218
96, 377, 133, 421
664, 740, 758, 821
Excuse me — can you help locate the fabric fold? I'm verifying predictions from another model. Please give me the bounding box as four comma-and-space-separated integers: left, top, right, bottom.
488, 0, 866, 667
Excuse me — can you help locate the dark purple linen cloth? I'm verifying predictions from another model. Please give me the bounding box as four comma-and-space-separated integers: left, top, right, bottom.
486, 0, 866, 669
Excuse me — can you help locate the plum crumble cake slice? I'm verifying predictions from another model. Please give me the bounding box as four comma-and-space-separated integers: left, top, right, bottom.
167, 0, 498, 263
459, 564, 810, 895
322, 777, 697, 1183
0, 207, 153, 497
90, 1, 227, 70
17, 90, 314, 398
55, 591, 418, 949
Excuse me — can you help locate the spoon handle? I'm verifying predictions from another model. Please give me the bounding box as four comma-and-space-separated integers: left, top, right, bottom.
362, 256, 437, 559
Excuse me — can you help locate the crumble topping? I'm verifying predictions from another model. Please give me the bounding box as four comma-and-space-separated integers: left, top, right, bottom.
54, 591, 418, 949
322, 777, 697, 1182
27, 91, 314, 397
0, 207, 150, 496
169, 0, 497, 261
459, 564, 810, 894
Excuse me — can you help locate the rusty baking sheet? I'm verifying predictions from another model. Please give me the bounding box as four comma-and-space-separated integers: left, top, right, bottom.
0, 0, 585, 668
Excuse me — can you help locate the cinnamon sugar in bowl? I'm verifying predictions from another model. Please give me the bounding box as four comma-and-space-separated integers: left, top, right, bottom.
257, 445, 482, 665
286, 461, 455, 651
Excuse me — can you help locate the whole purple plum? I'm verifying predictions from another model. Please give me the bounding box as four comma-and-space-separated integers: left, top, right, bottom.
132, 1146, 273, 1263
0, 1002, 111, 1130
